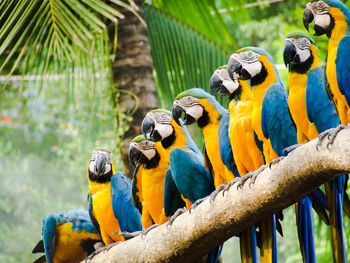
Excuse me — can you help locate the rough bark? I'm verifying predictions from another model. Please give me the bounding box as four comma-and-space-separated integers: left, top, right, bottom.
84, 128, 350, 263
110, 1, 158, 177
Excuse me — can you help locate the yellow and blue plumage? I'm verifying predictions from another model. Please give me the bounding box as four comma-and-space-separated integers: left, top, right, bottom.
284, 31, 346, 263
32, 209, 103, 263
87, 149, 142, 245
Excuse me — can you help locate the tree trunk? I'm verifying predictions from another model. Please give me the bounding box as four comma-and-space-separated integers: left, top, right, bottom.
84, 127, 350, 263
110, 1, 158, 177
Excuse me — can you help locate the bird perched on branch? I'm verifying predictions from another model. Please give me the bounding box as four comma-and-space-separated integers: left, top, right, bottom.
32, 209, 103, 263
87, 149, 142, 245
284, 31, 347, 263
172, 88, 239, 189
303, 0, 350, 125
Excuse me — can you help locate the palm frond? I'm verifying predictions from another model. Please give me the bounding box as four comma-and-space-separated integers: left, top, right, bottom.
0, 0, 136, 85
144, 4, 230, 109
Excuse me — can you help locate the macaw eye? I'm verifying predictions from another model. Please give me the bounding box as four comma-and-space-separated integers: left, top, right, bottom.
318, 1, 324, 8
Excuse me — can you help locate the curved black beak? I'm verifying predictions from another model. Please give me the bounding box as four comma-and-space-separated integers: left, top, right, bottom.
141, 115, 155, 139
228, 57, 244, 80
172, 104, 184, 126
283, 41, 298, 68
128, 144, 142, 167
303, 7, 314, 32
210, 71, 223, 95
95, 153, 106, 176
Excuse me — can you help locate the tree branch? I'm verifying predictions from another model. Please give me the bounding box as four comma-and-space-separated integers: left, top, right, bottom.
85, 128, 350, 263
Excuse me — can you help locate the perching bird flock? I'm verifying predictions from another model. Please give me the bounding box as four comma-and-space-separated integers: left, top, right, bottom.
32, 1, 350, 262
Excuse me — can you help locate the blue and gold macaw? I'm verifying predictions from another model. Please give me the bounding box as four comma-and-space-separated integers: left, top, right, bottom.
227, 47, 329, 263
129, 135, 179, 227
171, 88, 239, 189
171, 89, 252, 263
284, 31, 347, 263
87, 150, 142, 245
32, 209, 103, 263
141, 109, 214, 203
211, 67, 282, 263
303, 0, 350, 124
141, 109, 222, 263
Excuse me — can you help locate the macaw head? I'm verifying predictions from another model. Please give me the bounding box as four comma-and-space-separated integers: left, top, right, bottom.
210, 65, 241, 99
128, 135, 157, 167
303, 0, 350, 38
228, 47, 279, 85
141, 109, 174, 142
88, 149, 115, 182
284, 31, 319, 73
172, 88, 221, 128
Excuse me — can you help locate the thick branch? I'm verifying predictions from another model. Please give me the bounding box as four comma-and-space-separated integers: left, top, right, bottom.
86, 128, 350, 263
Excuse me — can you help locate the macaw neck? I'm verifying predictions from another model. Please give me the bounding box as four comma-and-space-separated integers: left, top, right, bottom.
251, 56, 277, 108
329, 7, 349, 51
88, 170, 113, 184
197, 99, 222, 130
290, 46, 320, 74
89, 180, 110, 195
168, 121, 187, 150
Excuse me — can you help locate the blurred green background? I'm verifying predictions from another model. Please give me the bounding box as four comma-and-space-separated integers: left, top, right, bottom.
0, 0, 349, 262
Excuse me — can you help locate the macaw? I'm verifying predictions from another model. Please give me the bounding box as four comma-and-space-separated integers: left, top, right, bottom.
227, 47, 331, 263
141, 109, 214, 202
211, 66, 280, 263
32, 209, 103, 263
87, 150, 142, 245
171, 88, 239, 189
303, 0, 350, 124
128, 135, 173, 227
141, 109, 222, 263
284, 31, 347, 263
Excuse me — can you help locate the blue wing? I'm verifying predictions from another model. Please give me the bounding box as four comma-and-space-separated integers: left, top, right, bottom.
170, 147, 214, 203
131, 164, 143, 214
164, 168, 187, 217
261, 83, 297, 156
307, 66, 340, 132
336, 36, 350, 107
42, 213, 59, 263
64, 209, 99, 234
88, 193, 101, 235
218, 111, 240, 177
111, 172, 142, 235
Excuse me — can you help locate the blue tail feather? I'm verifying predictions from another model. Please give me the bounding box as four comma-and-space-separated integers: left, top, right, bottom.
250, 225, 257, 263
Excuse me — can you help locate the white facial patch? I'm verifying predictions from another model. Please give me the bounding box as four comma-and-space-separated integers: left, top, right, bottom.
314, 13, 331, 29
148, 111, 174, 139
133, 140, 156, 160
222, 79, 240, 94
89, 151, 112, 175
186, 104, 204, 121
154, 121, 173, 139
232, 51, 262, 78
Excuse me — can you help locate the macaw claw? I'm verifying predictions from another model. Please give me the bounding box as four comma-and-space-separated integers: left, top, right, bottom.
209, 184, 226, 203
268, 156, 285, 169
116, 231, 141, 238
84, 242, 120, 262
222, 177, 241, 196
316, 125, 348, 151
237, 165, 268, 189
282, 144, 301, 155
167, 208, 187, 227
189, 197, 208, 214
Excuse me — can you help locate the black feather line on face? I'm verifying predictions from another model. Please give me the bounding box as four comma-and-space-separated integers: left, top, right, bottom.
251, 64, 268, 86
88, 168, 113, 183
161, 128, 176, 149
289, 54, 314, 74
197, 109, 210, 129
144, 151, 161, 169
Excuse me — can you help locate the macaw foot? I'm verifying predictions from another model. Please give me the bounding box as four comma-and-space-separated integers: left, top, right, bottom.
222, 177, 241, 196
115, 224, 159, 239
282, 144, 301, 155
209, 184, 226, 203
316, 125, 348, 150
189, 197, 208, 214
268, 156, 285, 169
237, 165, 268, 189
167, 207, 187, 227
85, 242, 120, 262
